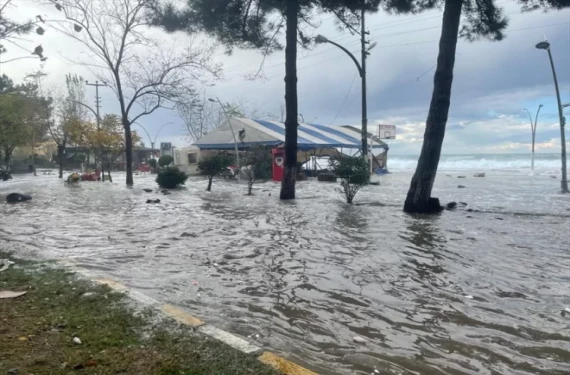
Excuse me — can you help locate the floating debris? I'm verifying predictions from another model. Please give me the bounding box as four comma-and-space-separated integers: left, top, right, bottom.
0, 291, 27, 299
353, 336, 367, 344
0, 259, 15, 272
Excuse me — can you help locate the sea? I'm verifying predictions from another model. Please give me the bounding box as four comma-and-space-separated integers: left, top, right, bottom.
388, 153, 565, 176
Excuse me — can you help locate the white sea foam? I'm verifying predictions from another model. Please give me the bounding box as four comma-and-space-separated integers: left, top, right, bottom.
388, 154, 563, 174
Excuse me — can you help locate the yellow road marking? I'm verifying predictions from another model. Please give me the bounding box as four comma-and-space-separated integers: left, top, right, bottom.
161, 304, 204, 327
258, 352, 317, 375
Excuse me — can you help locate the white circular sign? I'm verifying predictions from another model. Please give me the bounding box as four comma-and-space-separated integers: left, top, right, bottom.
275, 156, 284, 167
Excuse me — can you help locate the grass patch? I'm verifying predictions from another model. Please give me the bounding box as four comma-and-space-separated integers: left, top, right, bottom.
0, 252, 280, 375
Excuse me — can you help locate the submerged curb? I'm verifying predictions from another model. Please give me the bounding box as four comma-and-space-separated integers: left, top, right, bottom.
58, 261, 317, 375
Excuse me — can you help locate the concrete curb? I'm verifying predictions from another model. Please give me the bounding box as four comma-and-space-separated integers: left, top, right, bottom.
58, 261, 317, 375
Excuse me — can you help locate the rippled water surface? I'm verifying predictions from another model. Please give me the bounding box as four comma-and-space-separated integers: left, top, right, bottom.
1, 171, 569, 374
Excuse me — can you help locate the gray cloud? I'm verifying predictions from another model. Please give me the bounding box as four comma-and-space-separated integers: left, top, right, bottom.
1, 2, 568, 154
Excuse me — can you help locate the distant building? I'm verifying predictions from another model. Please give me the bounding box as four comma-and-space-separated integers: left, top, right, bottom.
174, 117, 389, 176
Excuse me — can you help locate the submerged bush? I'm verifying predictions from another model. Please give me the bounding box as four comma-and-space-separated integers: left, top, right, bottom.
198, 154, 233, 191
156, 166, 188, 189
330, 155, 370, 204
158, 155, 174, 168
242, 146, 272, 195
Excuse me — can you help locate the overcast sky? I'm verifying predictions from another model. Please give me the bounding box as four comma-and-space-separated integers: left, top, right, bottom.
1, 0, 569, 155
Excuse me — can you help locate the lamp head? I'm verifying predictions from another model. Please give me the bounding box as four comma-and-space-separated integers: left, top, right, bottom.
535, 41, 550, 50
208, 98, 216, 103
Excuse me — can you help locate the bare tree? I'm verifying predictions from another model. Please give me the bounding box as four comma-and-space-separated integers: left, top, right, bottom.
177, 92, 219, 142
23, 71, 51, 176
49, 0, 220, 185
50, 74, 88, 178
178, 95, 270, 142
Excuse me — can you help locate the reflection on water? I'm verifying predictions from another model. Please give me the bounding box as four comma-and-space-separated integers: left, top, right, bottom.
1, 171, 570, 374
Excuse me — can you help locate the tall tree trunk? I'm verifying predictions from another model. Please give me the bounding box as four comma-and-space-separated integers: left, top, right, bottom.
95, 151, 105, 182
31, 133, 37, 176
107, 162, 112, 183
4, 148, 12, 170
403, 0, 463, 214
207, 176, 212, 191
58, 145, 64, 179
124, 118, 134, 185
280, 0, 299, 200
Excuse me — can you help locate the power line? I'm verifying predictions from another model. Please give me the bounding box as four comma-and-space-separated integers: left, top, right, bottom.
217, 20, 568, 82
330, 73, 357, 125
218, 5, 568, 77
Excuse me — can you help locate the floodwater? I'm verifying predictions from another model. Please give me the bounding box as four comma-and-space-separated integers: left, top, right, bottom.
1, 171, 569, 375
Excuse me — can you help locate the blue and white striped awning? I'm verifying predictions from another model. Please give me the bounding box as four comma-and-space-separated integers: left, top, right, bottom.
194, 118, 388, 151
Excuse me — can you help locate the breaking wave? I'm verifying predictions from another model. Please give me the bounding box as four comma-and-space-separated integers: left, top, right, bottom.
389, 153, 563, 173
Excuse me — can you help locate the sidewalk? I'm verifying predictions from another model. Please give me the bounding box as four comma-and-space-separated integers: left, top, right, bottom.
0, 252, 282, 375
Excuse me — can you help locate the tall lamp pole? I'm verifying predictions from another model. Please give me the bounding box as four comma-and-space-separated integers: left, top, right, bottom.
523, 104, 543, 171
133, 122, 174, 150
536, 41, 568, 193
208, 97, 240, 172
315, 13, 376, 169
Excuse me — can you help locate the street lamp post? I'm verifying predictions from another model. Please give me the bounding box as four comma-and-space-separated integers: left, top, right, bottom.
536, 40, 568, 193
133, 122, 174, 150
315, 27, 375, 169
208, 97, 240, 175
523, 104, 543, 171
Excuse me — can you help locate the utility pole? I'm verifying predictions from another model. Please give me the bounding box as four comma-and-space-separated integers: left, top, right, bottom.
361, 2, 368, 168
86, 81, 107, 130
86, 81, 107, 180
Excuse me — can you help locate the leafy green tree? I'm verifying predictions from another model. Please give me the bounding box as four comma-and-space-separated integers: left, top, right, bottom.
69, 114, 141, 182
330, 154, 369, 204
21, 78, 51, 176
242, 146, 272, 195
152, 0, 387, 201
0, 74, 14, 93
403, 0, 570, 213
0, 93, 29, 166
197, 154, 233, 191
0, 76, 48, 168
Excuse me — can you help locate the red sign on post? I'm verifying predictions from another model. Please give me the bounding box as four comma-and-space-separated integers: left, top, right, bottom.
272, 148, 285, 182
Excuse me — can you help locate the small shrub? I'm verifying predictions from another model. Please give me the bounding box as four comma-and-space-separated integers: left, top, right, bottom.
156, 166, 188, 189
242, 147, 272, 195
198, 154, 233, 191
67, 173, 81, 183
158, 155, 174, 168
148, 158, 158, 169
330, 155, 370, 204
